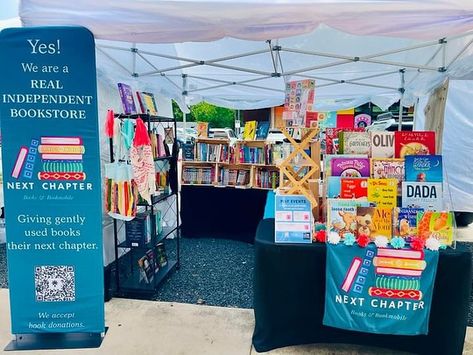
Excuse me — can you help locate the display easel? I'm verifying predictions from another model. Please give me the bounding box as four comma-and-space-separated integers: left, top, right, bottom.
277, 127, 320, 215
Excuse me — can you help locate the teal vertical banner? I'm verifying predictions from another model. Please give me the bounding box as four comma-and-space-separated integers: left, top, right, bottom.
0, 27, 104, 334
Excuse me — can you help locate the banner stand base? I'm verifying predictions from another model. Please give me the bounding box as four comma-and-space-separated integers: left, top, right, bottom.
4, 328, 108, 351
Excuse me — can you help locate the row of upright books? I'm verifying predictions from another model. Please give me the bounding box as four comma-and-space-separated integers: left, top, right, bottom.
219, 168, 250, 187
194, 143, 232, 163
182, 167, 215, 185
254, 169, 279, 189
137, 243, 168, 284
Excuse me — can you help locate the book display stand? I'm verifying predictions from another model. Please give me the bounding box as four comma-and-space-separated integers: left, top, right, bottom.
109, 113, 180, 299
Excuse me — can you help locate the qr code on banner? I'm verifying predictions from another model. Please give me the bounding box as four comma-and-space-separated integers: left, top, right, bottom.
34, 265, 76, 302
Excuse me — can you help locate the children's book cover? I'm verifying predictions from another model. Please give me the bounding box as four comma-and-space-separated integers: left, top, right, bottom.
339, 131, 371, 155
255, 121, 270, 139
356, 206, 392, 239
327, 176, 341, 198
243, 121, 257, 140
117, 83, 137, 114
340, 178, 368, 199
405, 155, 443, 182
370, 131, 394, 158
371, 158, 404, 194
324, 154, 367, 178
417, 211, 454, 246
393, 207, 424, 239
196, 122, 209, 139
142, 92, 158, 115
327, 198, 370, 238
331, 158, 370, 178
401, 182, 443, 211
367, 178, 397, 208
394, 131, 436, 158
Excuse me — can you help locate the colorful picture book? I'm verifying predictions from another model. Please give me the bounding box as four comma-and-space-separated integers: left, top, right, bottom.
367, 178, 397, 208
324, 154, 367, 178
339, 131, 370, 155
136, 91, 158, 115
255, 121, 270, 140
340, 178, 368, 199
330, 157, 370, 178
417, 211, 454, 246
182, 143, 195, 161
117, 83, 137, 114
405, 155, 443, 182
401, 182, 443, 211
370, 158, 404, 195
326, 199, 370, 237
327, 176, 342, 198
370, 131, 394, 158
305, 111, 318, 128
196, 122, 209, 139
243, 121, 257, 140
393, 207, 424, 239
394, 131, 435, 158
356, 206, 392, 239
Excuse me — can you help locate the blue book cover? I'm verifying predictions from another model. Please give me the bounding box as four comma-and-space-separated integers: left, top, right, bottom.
405, 155, 443, 182
256, 121, 270, 139
327, 176, 341, 198
393, 207, 424, 239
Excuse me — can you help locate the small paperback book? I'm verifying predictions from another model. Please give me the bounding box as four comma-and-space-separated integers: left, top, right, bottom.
367, 178, 397, 208
340, 178, 368, 199
326, 198, 370, 238
256, 121, 270, 139
370, 131, 395, 158
371, 158, 405, 194
356, 206, 392, 239
393, 207, 424, 239
401, 182, 443, 211
327, 176, 341, 198
141, 92, 158, 115
330, 157, 370, 178
243, 121, 257, 140
182, 143, 195, 160
394, 131, 436, 158
196, 122, 209, 138
339, 131, 371, 155
405, 155, 443, 182
117, 83, 137, 114
417, 211, 454, 246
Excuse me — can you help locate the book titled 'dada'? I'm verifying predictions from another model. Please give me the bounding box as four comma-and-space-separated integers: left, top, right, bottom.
330, 158, 370, 178
402, 182, 443, 211
405, 155, 443, 182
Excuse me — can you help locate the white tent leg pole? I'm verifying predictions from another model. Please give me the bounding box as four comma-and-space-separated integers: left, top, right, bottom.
398, 70, 405, 131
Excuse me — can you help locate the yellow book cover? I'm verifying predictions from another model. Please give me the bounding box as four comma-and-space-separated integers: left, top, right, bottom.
243, 121, 257, 140
367, 178, 397, 208
356, 206, 393, 239
196, 122, 209, 138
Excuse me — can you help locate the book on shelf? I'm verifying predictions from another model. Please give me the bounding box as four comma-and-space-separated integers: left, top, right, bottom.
136, 91, 145, 114
141, 92, 158, 115
371, 158, 404, 195
196, 122, 209, 138
323, 154, 367, 178
401, 181, 443, 210
146, 249, 160, 275
394, 131, 436, 158
220, 168, 250, 186
182, 166, 215, 185
326, 198, 370, 238
255, 121, 270, 140
243, 121, 257, 140
417, 211, 454, 246
238, 145, 268, 164
255, 169, 279, 189
326, 176, 341, 198
156, 242, 168, 268
404, 155, 443, 182
339, 131, 370, 155
138, 254, 154, 284
370, 131, 395, 158
182, 143, 195, 161
356, 206, 392, 239
340, 178, 368, 199
195, 142, 229, 162
367, 178, 397, 208
330, 157, 370, 177
325, 128, 364, 154
117, 83, 137, 114
393, 207, 424, 239
125, 211, 152, 247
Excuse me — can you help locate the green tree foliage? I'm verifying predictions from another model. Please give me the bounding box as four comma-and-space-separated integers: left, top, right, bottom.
172, 101, 235, 128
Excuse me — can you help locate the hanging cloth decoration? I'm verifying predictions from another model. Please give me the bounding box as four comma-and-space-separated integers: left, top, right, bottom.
104, 109, 115, 138
130, 117, 156, 204
121, 118, 135, 150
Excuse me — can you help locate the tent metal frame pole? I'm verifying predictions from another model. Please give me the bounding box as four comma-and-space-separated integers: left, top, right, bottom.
284, 59, 354, 75
267, 40, 278, 74
140, 63, 199, 76
204, 49, 269, 64
136, 52, 182, 91
132, 43, 137, 76
203, 62, 272, 76
186, 74, 272, 85
398, 70, 406, 131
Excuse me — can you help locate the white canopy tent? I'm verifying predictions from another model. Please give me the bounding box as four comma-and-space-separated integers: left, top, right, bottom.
17, 0, 473, 112
1, 0, 472, 252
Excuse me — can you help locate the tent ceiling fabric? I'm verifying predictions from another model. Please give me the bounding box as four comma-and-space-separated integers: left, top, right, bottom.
20, 0, 473, 43
18, 0, 473, 111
